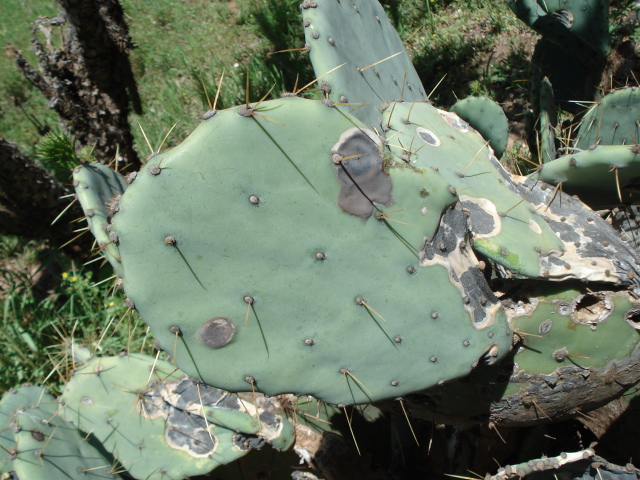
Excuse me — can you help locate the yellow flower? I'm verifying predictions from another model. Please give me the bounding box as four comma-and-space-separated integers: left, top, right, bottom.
62, 272, 69, 279
108, 301, 115, 307
71, 276, 78, 282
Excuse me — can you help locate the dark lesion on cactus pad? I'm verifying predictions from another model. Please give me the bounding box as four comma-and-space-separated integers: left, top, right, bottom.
199, 317, 235, 348
331, 127, 392, 219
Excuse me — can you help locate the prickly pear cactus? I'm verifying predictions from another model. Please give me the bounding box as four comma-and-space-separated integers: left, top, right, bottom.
301, 0, 427, 127
0, 385, 121, 480
72, 163, 128, 277
60, 353, 292, 480
110, 95, 513, 405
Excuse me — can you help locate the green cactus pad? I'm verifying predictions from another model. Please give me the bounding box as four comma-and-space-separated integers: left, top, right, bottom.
301, 0, 426, 128
539, 77, 557, 163
451, 96, 509, 159
538, 144, 640, 206
11, 392, 119, 479
72, 163, 128, 277
60, 354, 247, 480
382, 100, 566, 278
575, 87, 640, 150
506, 0, 610, 59
110, 96, 512, 405
402, 283, 640, 426
0, 386, 57, 476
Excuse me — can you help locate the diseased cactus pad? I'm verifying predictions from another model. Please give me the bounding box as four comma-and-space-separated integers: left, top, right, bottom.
111, 96, 512, 405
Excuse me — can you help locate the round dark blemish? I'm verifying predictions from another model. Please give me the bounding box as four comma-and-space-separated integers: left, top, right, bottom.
304, 338, 315, 346
430, 356, 438, 363
560, 216, 566, 222
591, 261, 597, 266
202, 109, 217, 120
419, 188, 429, 198
244, 295, 255, 305
406, 265, 416, 274
542, 270, 550, 278
587, 217, 594, 222
569, 157, 577, 167
315, 251, 326, 260
31, 430, 45, 442
539, 319, 553, 335
164, 235, 177, 246
249, 195, 260, 205
394, 336, 402, 344
148, 164, 161, 176
169, 325, 182, 335
431, 312, 439, 319
391, 380, 399, 386
605, 269, 610, 277
603, 241, 610, 247
463, 340, 470, 347
199, 317, 236, 349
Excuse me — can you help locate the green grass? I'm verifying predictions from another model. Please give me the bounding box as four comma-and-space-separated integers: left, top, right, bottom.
0, 236, 153, 392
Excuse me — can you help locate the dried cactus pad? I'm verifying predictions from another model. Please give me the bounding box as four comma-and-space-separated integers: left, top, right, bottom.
111, 96, 512, 405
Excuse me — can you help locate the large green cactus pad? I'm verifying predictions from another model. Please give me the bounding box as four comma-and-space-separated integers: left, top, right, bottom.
111, 96, 512, 405
301, 0, 426, 128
